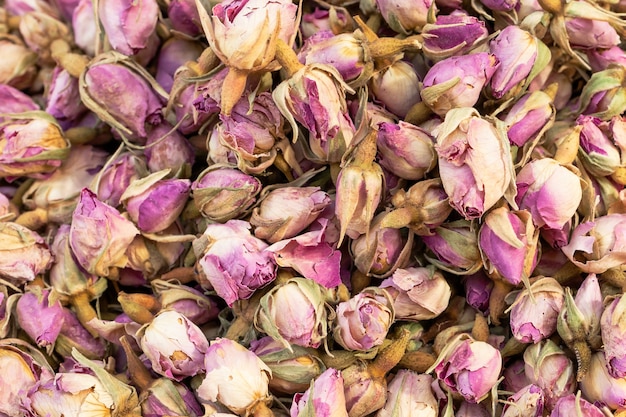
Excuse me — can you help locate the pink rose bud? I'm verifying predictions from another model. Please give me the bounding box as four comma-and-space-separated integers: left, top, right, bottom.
155, 38, 204, 92
167, 0, 203, 38
290, 368, 348, 417
143, 122, 195, 176
480, 0, 518, 11
334, 287, 395, 351
422, 219, 483, 275
587, 46, 626, 72
250, 336, 325, 394
421, 11, 489, 61
0, 112, 70, 181
455, 401, 491, 417
91, 151, 147, 208
370, 60, 421, 118
152, 280, 220, 326
577, 115, 622, 177
69, 188, 140, 277
376, 121, 436, 181
501, 384, 545, 417
510, 277, 565, 343
194, 220, 277, 306
489, 26, 550, 99
197, 338, 273, 416
502, 89, 555, 148
97, 0, 158, 56
137, 310, 209, 381
0, 84, 39, 118
55, 307, 107, 359
421, 53, 499, 116
515, 158, 583, 230
571, 66, 626, 119
464, 271, 493, 314
120, 170, 191, 233
273, 63, 356, 163
45, 67, 87, 129
550, 393, 605, 417
380, 266, 451, 321
16, 288, 64, 351
561, 213, 626, 274
300, 8, 350, 39
0, 37, 37, 90
580, 351, 626, 409
502, 358, 534, 394
431, 334, 502, 403
565, 17, 620, 50
376, 0, 436, 33
191, 166, 262, 222
251, 187, 331, 243
377, 371, 438, 417
434, 108, 516, 219
72, 0, 97, 56
255, 277, 331, 349
0, 222, 52, 286
479, 207, 539, 286
524, 339, 576, 409
601, 294, 626, 378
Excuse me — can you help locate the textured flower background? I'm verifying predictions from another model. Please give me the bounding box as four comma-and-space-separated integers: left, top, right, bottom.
0, 0, 626, 415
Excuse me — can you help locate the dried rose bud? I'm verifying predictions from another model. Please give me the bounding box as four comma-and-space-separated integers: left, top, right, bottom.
167, 0, 203, 38
0, 37, 37, 89
421, 11, 489, 61
464, 271, 493, 315
456, 401, 491, 417
580, 351, 626, 409
152, 280, 220, 326
370, 60, 421, 118
376, 121, 436, 181
421, 53, 499, 117
97, 0, 158, 56
601, 295, 626, 378
565, 17, 620, 50
480, 0, 518, 11
18, 11, 71, 64
69, 188, 140, 277
376, 371, 437, 417
250, 336, 326, 395
125, 225, 186, 279
334, 287, 395, 351
0, 222, 52, 287
376, 0, 436, 34
155, 38, 203, 92
91, 151, 147, 208
291, 367, 348, 417
196, 338, 273, 416
502, 358, 533, 394
5, 0, 60, 18
54, 307, 107, 360
255, 277, 331, 350
380, 265, 451, 321
0, 84, 38, 118
479, 207, 539, 287
143, 122, 195, 177
431, 334, 502, 403
191, 166, 262, 222
16, 288, 64, 351
515, 158, 582, 230
561, 213, 626, 274
72, 0, 96, 56
300, 7, 350, 39
422, 219, 483, 275
571, 66, 626, 120
577, 115, 622, 177
434, 108, 515, 220
550, 393, 605, 417
524, 339, 576, 409
194, 219, 276, 306
45, 67, 87, 129
489, 26, 550, 99
501, 384, 545, 417
502, 89, 555, 149
0, 112, 70, 181
137, 309, 209, 381
587, 46, 626, 72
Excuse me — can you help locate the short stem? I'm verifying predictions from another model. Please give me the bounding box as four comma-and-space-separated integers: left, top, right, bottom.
220, 67, 249, 116
50, 39, 89, 78
397, 350, 437, 373
471, 313, 490, 342
572, 340, 592, 382
197, 47, 221, 74
274, 39, 304, 78
273, 152, 294, 182
64, 127, 98, 145
14, 207, 48, 230
369, 328, 411, 379
70, 291, 99, 337
160, 266, 196, 284
8, 15, 21, 30
368, 36, 422, 62
489, 279, 513, 325
120, 335, 154, 392
251, 401, 274, 417
118, 292, 159, 325
404, 102, 433, 126
537, 0, 563, 14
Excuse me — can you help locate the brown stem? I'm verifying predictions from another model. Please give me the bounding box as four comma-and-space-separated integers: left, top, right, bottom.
64, 127, 98, 145
120, 335, 154, 392
369, 329, 411, 379
118, 292, 159, 325
160, 267, 196, 284
70, 291, 99, 337
220, 67, 249, 116
471, 313, 490, 342
273, 39, 304, 78
15, 208, 48, 230
572, 340, 592, 382
50, 39, 89, 78
489, 279, 513, 325
8, 16, 21, 30
404, 102, 433, 126
251, 401, 274, 417
397, 350, 437, 373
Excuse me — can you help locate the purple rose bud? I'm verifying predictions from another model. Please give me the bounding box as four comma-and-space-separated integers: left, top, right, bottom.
251, 186, 331, 243
143, 122, 195, 176
489, 26, 550, 99
140, 378, 204, 417
0, 222, 52, 287
167, 0, 203, 37
565, 17, 620, 50
45, 67, 87, 129
255, 277, 331, 349
291, 368, 348, 417
92, 152, 147, 208
580, 351, 626, 409
601, 295, 626, 378
153, 280, 220, 326
421, 11, 489, 61
55, 307, 107, 359
432, 335, 502, 403
561, 213, 626, 274
587, 46, 626, 72
16, 288, 64, 351
577, 115, 622, 177
69, 188, 140, 277
377, 371, 438, 417
524, 339, 576, 409
97, 0, 158, 56
422, 220, 483, 275
434, 108, 515, 220
421, 53, 499, 116
370, 60, 421, 118
502, 89, 555, 148
501, 384, 544, 417
376, 121, 436, 180
194, 220, 276, 306
334, 287, 395, 351
0, 84, 39, 119
550, 393, 605, 417
515, 158, 582, 230
137, 310, 209, 381
72, 0, 97, 56
155, 38, 204, 92
380, 266, 451, 321
510, 277, 565, 343
196, 338, 272, 415
0, 38, 37, 89
376, 0, 436, 33
121, 170, 191, 233
464, 271, 493, 314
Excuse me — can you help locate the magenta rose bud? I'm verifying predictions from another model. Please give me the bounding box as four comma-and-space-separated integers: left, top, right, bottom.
290, 368, 348, 417
464, 271, 493, 314
92, 152, 146, 208
194, 220, 276, 306
97, 0, 158, 56
421, 11, 489, 61
480, 0, 518, 11
421, 53, 499, 116
577, 115, 622, 177
69, 188, 140, 277
143, 122, 195, 176
16, 288, 64, 350
167, 0, 203, 38
45, 67, 87, 129
502, 89, 555, 148
376, 121, 436, 181
0, 84, 39, 119
432, 335, 502, 403
334, 287, 395, 351
121, 170, 191, 233
155, 38, 203, 92
587, 46, 626, 72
